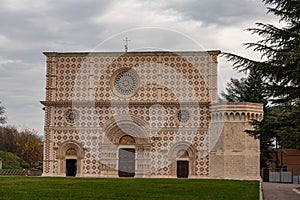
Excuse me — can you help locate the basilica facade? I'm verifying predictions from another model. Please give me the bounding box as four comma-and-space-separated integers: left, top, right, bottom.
41, 51, 263, 180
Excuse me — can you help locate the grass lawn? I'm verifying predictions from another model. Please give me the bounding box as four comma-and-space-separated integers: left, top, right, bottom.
0, 177, 259, 200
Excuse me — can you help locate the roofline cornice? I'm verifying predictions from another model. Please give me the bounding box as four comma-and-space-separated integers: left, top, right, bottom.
43, 50, 221, 57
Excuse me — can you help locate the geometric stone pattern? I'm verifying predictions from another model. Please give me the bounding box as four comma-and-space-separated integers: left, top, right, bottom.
41, 51, 263, 180
51, 106, 210, 128
47, 104, 210, 177
46, 52, 217, 103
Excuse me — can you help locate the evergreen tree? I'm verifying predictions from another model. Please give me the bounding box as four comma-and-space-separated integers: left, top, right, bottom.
243, 70, 269, 105
224, 0, 300, 104
221, 70, 269, 105
220, 77, 246, 102
223, 0, 300, 159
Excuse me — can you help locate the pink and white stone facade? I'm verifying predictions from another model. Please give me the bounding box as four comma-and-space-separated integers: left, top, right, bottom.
41, 51, 263, 179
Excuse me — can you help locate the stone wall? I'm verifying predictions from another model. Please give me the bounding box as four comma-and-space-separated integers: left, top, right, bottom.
41, 51, 263, 180
210, 102, 263, 180
41, 51, 219, 177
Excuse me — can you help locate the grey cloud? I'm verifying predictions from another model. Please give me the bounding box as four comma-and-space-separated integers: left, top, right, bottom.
52, 1, 113, 21
0, 61, 45, 133
92, 27, 205, 52
0, 0, 277, 135
0, 0, 113, 53
163, 0, 268, 26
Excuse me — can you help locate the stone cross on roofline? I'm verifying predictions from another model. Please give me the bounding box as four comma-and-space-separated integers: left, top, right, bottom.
123, 37, 130, 52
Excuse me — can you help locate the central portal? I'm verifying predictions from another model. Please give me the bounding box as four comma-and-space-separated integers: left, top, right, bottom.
118, 148, 135, 177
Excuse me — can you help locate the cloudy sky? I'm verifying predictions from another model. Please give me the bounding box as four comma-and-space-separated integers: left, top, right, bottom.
0, 0, 279, 135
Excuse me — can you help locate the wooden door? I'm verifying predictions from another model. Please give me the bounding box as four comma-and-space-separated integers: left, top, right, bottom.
118, 148, 135, 177
177, 161, 189, 178
66, 159, 77, 176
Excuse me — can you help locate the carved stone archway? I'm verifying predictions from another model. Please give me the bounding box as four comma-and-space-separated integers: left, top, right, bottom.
102, 115, 151, 177
119, 135, 136, 145
103, 114, 150, 145
57, 140, 85, 176
168, 142, 196, 177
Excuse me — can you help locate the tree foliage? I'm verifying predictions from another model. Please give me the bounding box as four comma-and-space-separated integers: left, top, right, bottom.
221, 77, 247, 102
222, 0, 300, 167
0, 126, 42, 168
224, 0, 300, 104
0, 101, 6, 125
221, 70, 269, 105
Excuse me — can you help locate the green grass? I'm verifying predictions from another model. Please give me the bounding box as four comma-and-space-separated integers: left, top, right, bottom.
0, 177, 259, 200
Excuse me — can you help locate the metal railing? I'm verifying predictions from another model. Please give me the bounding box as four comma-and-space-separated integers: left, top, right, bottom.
261, 168, 299, 183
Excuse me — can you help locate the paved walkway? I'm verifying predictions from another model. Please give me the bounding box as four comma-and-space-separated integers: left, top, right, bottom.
262, 182, 300, 200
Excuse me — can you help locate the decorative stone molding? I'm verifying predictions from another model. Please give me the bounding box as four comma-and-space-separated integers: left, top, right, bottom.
64, 109, 79, 125
103, 114, 150, 145
56, 140, 85, 176
40, 100, 210, 107
175, 109, 191, 125
168, 141, 196, 176
43, 51, 221, 57
111, 68, 140, 98
168, 141, 196, 161
210, 102, 263, 122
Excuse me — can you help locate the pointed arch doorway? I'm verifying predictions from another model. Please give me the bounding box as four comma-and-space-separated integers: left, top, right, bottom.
118, 135, 136, 177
